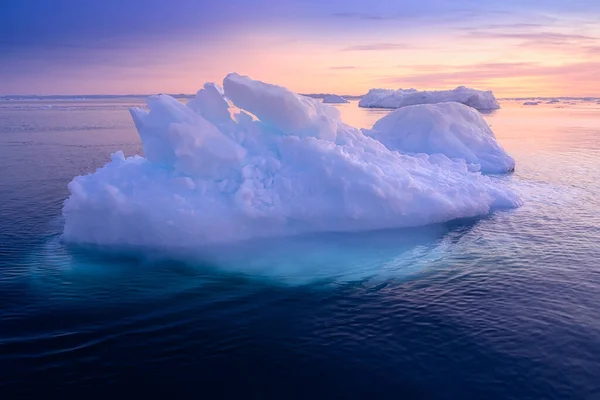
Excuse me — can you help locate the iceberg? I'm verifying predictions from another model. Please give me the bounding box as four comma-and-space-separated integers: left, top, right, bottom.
523, 101, 540, 106
359, 86, 500, 111
322, 94, 350, 104
62, 73, 520, 248
364, 102, 515, 174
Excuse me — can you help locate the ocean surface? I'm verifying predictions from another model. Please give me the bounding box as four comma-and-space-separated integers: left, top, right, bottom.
1, 98, 599, 399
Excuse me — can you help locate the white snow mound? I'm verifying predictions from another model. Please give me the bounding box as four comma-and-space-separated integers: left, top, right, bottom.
62, 73, 520, 248
365, 102, 515, 174
322, 95, 350, 104
359, 86, 500, 111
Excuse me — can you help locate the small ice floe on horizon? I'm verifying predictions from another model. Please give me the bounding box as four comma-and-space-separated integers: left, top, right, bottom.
523, 101, 540, 106
62, 73, 520, 250
358, 86, 500, 111
322, 94, 350, 104
546, 99, 560, 104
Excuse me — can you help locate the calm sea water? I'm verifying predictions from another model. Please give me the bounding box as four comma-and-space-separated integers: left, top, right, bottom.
1, 98, 599, 399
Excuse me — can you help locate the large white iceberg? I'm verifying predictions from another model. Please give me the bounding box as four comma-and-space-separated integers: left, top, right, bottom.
359, 86, 500, 111
364, 102, 515, 174
62, 73, 520, 248
322, 94, 350, 104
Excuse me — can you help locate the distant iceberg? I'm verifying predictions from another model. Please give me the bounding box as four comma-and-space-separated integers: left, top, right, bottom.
523, 101, 540, 106
546, 99, 560, 104
365, 102, 515, 174
62, 73, 520, 248
322, 94, 350, 104
359, 86, 500, 111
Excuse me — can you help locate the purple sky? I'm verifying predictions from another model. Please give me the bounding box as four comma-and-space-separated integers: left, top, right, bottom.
1, 0, 599, 96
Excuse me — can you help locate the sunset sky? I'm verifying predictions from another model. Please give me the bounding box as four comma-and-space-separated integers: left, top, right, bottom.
2, 0, 599, 96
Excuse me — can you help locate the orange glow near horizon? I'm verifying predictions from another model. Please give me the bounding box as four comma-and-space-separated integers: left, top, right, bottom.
165, 32, 600, 97
121, 28, 600, 97
3, 23, 600, 97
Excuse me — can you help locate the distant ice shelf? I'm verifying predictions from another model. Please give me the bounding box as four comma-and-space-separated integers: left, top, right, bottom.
359, 86, 500, 111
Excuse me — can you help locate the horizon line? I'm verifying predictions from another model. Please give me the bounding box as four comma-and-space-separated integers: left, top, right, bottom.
1, 93, 599, 100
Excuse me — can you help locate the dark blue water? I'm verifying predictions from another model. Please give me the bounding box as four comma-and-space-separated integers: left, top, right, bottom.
1, 99, 600, 399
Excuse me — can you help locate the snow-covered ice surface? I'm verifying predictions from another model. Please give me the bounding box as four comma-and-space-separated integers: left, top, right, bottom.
62, 73, 520, 249
359, 86, 500, 111
322, 95, 350, 104
365, 102, 515, 174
